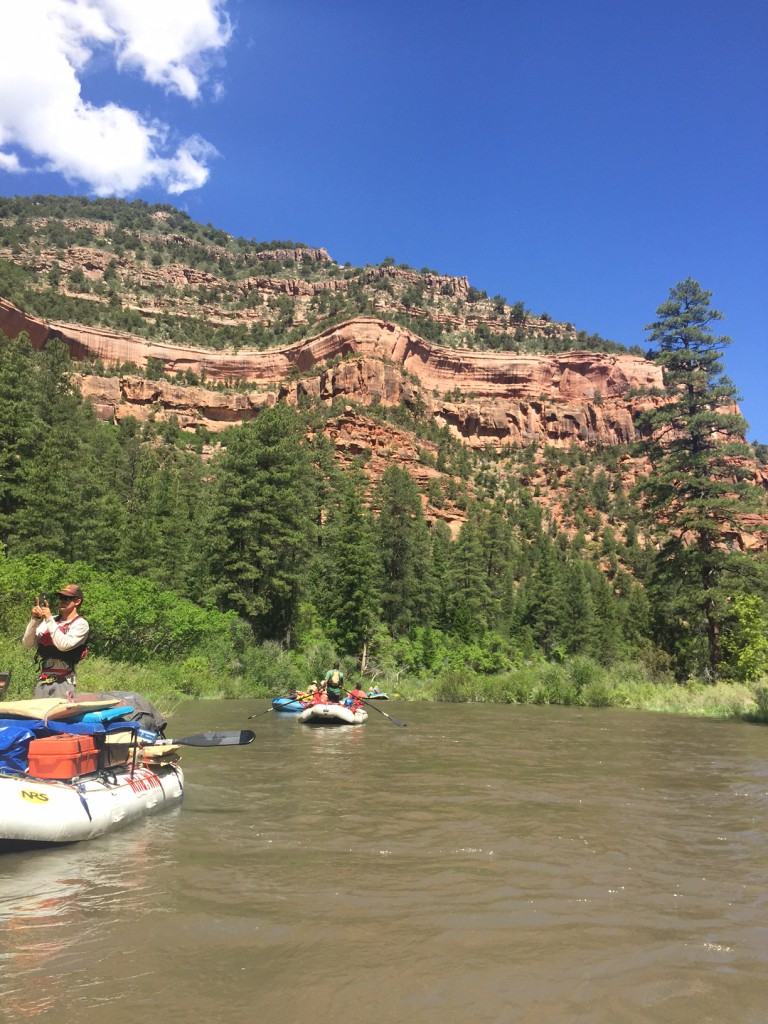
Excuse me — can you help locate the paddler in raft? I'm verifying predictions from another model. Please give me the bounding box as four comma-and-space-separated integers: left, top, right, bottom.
344, 683, 367, 711
310, 679, 328, 705
23, 584, 90, 699
323, 662, 344, 703
287, 686, 312, 706
303, 680, 321, 705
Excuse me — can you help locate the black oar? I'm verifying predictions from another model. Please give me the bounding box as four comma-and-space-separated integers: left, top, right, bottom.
163, 730, 256, 747
249, 694, 312, 719
247, 706, 274, 720
347, 691, 407, 727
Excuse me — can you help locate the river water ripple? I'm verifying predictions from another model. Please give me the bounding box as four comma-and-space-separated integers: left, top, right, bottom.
1, 701, 767, 1023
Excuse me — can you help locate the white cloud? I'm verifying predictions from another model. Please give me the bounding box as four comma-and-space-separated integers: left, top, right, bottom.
0, 0, 231, 196
0, 152, 24, 174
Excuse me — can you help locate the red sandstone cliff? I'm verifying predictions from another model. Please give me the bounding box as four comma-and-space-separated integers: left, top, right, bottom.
0, 299, 663, 449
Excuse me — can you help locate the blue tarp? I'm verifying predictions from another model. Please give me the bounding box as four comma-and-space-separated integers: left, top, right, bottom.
0, 717, 141, 775
0, 722, 43, 774
45, 719, 141, 737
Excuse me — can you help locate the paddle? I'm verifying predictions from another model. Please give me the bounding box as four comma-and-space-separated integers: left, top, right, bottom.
346, 690, 407, 727
247, 706, 274, 720
162, 730, 256, 747
248, 696, 309, 720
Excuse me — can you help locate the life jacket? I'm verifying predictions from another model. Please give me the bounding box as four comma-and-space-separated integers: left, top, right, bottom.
329, 670, 341, 686
36, 615, 89, 675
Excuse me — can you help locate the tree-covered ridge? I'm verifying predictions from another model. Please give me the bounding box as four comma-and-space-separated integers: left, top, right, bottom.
0, 194, 765, 689
0, 194, 640, 357
0, 334, 651, 678
0, 194, 311, 252
1, 282, 766, 692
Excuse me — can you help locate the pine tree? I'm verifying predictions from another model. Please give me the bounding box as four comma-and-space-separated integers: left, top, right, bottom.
517, 534, 570, 658
479, 499, 516, 629
115, 433, 164, 576
61, 412, 126, 568
317, 478, 381, 666
558, 559, 598, 657
0, 335, 45, 551
375, 465, 432, 637
0, 337, 124, 562
429, 519, 455, 631
638, 279, 763, 678
206, 405, 317, 643
446, 507, 494, 640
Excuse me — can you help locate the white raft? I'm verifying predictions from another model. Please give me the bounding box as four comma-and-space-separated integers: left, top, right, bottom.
0, 762, 184, 847
298, 703, 367, 725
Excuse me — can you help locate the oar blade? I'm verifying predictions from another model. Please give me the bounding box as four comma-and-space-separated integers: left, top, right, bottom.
381, 711, 407, 727
174, 730, 256, 747
348, 690, 408, 727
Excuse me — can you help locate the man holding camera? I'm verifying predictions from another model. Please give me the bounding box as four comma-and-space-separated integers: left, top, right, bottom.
23, 585, 90, 699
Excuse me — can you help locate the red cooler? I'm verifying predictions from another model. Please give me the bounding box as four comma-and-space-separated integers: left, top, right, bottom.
27, 734, 99, 779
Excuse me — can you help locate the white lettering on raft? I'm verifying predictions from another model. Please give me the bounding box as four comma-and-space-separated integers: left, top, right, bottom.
126, 769, 162, 795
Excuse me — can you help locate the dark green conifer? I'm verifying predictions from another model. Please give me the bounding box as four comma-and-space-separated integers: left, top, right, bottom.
375, 465, 432, 637
317, 478, 381, 666
206, 405, 317, 644
638, 279, 764, 678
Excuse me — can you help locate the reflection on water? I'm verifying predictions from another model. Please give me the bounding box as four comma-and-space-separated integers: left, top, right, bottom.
0, 811, 182, 1018
2, 701, 768, 1024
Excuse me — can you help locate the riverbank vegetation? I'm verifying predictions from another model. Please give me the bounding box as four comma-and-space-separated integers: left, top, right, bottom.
1, 274, 767, 723
2, 633, 766, 724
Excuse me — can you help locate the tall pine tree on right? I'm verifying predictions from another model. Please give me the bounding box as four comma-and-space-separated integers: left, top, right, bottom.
635, 279, 768, 681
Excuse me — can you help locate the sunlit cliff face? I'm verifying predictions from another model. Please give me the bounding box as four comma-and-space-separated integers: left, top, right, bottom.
1, 299, 661, 445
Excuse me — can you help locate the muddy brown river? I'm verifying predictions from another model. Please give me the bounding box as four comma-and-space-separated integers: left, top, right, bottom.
1, 701, 767, 1023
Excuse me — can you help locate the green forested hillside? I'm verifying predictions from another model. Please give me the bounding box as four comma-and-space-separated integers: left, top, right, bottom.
0, 334, 654, 694
1, 198, 767, 710
0, 327, 765, 708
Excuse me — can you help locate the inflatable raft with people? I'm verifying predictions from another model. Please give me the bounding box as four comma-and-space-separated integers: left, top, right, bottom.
271, 696, 307, 713
0, 695, 253, 848
297, 703, 368, 725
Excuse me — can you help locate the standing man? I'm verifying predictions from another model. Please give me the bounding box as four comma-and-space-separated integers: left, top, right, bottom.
323, 662, 344, 704
23, 585, 90, 698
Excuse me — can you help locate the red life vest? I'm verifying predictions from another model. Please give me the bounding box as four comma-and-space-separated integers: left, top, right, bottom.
37, 615, 89, 675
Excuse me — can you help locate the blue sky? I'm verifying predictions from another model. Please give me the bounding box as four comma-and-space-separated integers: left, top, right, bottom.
1, 0, 766, 440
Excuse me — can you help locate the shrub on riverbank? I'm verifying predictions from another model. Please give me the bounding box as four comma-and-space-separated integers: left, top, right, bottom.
406, 656, 763, 720
3, 627, 764, 723
746, 685, 768, 723
0, 633, 351, 713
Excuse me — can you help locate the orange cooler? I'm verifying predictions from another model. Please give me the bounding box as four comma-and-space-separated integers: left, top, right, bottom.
27, 734, 100, 779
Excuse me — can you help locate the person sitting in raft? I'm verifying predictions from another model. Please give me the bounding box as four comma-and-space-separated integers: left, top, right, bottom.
367, 685, 381, 696
23, 585, 90, 699
311, 681, 328, 705
344, 683, 367, 710
324, 663, 344, 704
